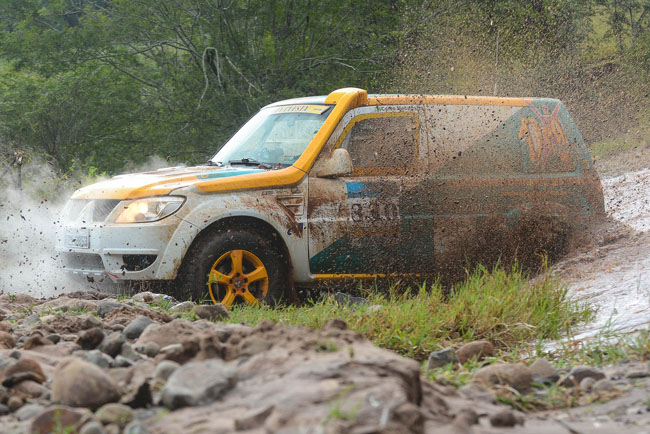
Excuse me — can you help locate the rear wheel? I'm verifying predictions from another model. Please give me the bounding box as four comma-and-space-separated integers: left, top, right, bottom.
175, 229, 288, 307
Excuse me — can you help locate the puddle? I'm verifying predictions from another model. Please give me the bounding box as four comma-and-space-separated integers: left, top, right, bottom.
556, 168, 650, 341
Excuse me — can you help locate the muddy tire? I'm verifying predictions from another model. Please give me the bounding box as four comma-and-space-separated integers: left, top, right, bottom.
174, 228, 288, 306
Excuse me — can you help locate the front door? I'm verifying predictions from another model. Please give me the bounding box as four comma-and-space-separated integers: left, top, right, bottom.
307, 106, 426, 275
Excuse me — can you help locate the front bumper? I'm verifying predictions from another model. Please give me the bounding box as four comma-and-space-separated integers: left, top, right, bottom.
56, 217, 183, 283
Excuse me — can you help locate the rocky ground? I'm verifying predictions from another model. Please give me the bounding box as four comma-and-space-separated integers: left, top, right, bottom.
0, 291, 649, 434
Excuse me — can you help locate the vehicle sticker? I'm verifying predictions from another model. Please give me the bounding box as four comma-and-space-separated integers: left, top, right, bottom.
268, 105, 329, 115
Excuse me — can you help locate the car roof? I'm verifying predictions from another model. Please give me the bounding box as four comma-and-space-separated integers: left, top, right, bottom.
263, 93, 561, 110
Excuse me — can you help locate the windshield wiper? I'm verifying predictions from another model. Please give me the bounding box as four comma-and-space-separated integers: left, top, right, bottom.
228, 158, 271, 169
204, 160, 221, 166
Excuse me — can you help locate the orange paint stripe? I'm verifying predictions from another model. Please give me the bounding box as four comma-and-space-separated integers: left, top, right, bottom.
313, 273, 422, 281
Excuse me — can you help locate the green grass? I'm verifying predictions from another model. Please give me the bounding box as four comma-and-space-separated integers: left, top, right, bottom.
227, 264, 594, 361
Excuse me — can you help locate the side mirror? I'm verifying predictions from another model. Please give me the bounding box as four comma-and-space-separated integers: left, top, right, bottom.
315, 148, 353, 178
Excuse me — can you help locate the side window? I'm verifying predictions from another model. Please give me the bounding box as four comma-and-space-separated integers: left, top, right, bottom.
339, 114, 418, 176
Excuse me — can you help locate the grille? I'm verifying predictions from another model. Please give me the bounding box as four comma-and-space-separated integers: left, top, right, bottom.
122, 255, 157, 271
61, 252, 105, 270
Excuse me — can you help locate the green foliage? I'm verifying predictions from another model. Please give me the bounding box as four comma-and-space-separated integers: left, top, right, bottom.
228, 265, 594, 361
1, 0, 649, 177
0, 0, 402, 176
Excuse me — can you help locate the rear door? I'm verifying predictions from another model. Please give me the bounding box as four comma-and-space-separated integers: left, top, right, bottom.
307, 106, 428, 275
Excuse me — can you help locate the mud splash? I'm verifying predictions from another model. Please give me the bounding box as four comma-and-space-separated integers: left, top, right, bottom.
555, 168, 650, 339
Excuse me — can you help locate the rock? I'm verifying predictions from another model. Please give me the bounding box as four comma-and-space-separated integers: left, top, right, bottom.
98, 300, 125, 318
530, 358, 559, 385
562, 366, 606, 387
0, 320, 13, 333
22, 314, 41, 328
627, 370, 650, 379
13, 379, 49, 398
81, 315, 104, 330
77, 327, 106, 350
80, 421, 107, 434
158, 343, 183, 357
120, 343, 142, 362
133, 291, 175, 305
100, 331, 126, 357
158, 339, 200, 364
45, 333, 62, 344
31, 406, 87, 434
124, 316, 154, 339
15, 403, 45, 421
52, 357, 120, 410
138, 342, 160, 358
427, 347, 458, 369
580, 377, 596, 392
626, 406, 646, 415
489, 409, 524, 427
530, 358, 557, 377
115, 355, 134, 367
135, 318, 199, 349
96, 403, 135, 428
123, 420, 150, 434
2, 357, 47, 386
7, 395, 23, 411
105, 423, 121, 434
169, 301, 195, 313
23, 334, 54, 350
592, 378, 615, 393
193, 304, 229, 322
76, 349, 115, 369
456, 341, 494, 364
154, 360, 180, 382
448, 408, 479, 432
0, 404, 9, 415
235, 336, 272, 358
0, 354, 12, 371
133, 292, 155, 303
473, 363, 533, 393
39, 296, 100, 313
0, 331, 15, 349
458, 383, 497, 403
161, 359, 237, 409
234, 405, 274, 431
121, 379, 152, 409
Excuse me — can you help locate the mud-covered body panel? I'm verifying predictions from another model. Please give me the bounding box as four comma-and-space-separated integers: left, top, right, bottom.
306, 98, 603, 277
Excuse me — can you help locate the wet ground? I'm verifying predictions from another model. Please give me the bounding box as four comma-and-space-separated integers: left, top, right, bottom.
555, 167, 650, 340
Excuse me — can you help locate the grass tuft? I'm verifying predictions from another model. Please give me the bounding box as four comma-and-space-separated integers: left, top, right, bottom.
228, 264, 594, 361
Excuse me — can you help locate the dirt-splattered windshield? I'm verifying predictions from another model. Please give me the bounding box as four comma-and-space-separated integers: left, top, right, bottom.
211, 104, 332, 168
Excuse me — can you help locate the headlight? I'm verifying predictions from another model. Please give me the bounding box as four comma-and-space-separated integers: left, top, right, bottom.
115, 196, 185, 223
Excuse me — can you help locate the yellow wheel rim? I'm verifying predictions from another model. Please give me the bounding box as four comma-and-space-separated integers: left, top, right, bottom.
207, 249, 269, 307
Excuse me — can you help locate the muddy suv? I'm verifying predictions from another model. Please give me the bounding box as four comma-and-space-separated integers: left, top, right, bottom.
58, 88, 604, 306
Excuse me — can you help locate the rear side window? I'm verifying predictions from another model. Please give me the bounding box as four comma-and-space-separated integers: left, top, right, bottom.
339, 113, 418, 176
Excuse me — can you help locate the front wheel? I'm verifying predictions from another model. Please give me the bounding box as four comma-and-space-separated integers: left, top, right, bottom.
175, 229, 288, 307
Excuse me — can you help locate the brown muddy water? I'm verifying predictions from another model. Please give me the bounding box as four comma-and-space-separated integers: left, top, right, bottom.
555, 168, 650, 340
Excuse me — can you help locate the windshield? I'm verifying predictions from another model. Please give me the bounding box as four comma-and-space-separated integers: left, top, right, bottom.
211, 104, 332, 167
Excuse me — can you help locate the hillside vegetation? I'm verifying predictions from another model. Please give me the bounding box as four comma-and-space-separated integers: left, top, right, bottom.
0, 0, 649, 182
